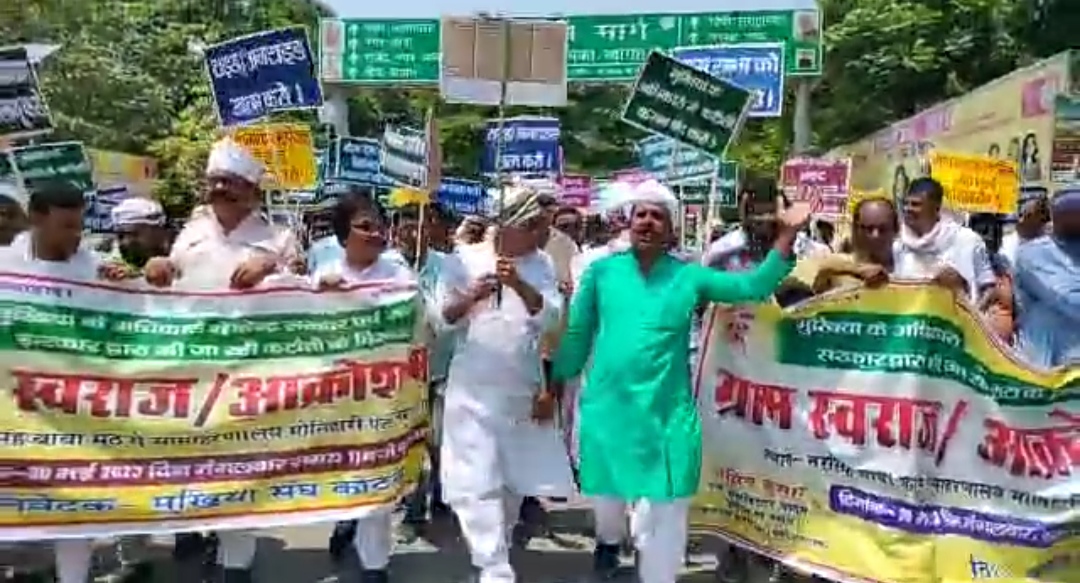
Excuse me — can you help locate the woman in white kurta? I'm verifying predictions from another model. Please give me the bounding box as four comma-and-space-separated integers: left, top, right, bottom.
435, 186, 575, 583
309, 193, 417, 583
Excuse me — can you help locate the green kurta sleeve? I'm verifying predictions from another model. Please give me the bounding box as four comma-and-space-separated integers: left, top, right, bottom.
692, 248, 795, 304
551, 261, 599, 382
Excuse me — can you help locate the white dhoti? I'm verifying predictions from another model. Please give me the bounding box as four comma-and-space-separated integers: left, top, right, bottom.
593, 497, 690, 583
54, 539, 94, 583
441, 395, 575, 583
353, 510, 393, 570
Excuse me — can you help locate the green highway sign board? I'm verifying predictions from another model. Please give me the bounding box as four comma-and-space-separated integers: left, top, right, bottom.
320, 19, 441, 84
319, 9, 821, 84
568, 11, 821, 80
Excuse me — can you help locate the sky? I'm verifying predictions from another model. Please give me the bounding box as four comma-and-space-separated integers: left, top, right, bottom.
322, 0, 817, 19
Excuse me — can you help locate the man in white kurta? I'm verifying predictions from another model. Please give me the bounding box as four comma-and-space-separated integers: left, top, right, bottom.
435, 186, 575, 583
144, 138, 298, 583
0, 180, 131, 583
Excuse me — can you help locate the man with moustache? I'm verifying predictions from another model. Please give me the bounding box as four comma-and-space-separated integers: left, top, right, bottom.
143, 137, 299, 583
552, 180, 809, 583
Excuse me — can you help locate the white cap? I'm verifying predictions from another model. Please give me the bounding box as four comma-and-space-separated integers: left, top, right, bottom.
628, 179, 678, 217
206, 137, 265, 185
0, 181, 27, 213
111, 197, 165, 228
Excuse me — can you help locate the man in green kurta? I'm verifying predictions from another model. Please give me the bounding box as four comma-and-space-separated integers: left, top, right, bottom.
551, 180, 809, 583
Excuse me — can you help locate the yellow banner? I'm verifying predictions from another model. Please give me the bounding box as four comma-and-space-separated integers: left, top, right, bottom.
692, 285, 1079, 583
232, 123, 317, 190
0, 269, 426, 539
930, 151, 1019, 213
827, 52, 1071, 198
845, 189, 887, 215
86, 149, 158, 196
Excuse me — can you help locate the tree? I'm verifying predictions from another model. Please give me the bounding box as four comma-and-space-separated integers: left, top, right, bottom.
6, 0, 1075, 206
0, 0, 332, 210
812, 0, 1027, 151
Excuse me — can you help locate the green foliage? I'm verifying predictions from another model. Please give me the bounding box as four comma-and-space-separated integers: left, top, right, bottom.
813, 0, 1029, 150
0, 0, 331, 211
1, 0, 1075, 205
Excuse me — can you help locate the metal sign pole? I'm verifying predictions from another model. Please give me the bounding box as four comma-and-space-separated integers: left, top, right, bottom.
489, 15, 512, 305
704, 164, 718, 249
414, 108, 438, 272
666, 143, 681, 250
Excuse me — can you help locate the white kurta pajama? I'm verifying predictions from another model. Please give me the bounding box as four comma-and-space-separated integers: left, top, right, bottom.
168, 139, 300, 574
170, 211, 298, 571
0, 244, 102, 583
436, 242, 575, 583
307, 255, 418, 571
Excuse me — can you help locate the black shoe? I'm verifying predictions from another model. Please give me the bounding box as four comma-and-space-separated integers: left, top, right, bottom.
360, 569, 389, 583
223, 568, 254, 583
401, 500, 428, 526
716, 547, 749, 583
9, 570, 53, 583
592, 542, 620, 579
173, 532, 206, 561
329, 521, 357, 562
518, 497, 543, 523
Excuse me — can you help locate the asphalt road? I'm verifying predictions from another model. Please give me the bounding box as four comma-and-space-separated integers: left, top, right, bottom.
3, 502, 742, 582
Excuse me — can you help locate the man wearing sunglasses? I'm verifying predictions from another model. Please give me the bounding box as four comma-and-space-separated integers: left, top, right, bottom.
144, 137, 298, 292
142, 137, 299, 583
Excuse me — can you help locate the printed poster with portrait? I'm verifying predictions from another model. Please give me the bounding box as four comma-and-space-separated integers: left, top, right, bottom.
829, 51, 1072, 210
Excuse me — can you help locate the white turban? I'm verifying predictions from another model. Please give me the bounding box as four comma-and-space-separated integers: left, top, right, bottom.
206, 137, 265, 185
627, 179, 678, 218
111, 197, 165, 229
0, 181, 27, 213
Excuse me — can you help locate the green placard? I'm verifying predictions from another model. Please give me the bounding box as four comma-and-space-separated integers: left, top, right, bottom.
9, 141, 94, 194
621, 51, 752, 159
322, 9, 822, 84
672, 161, 738, 205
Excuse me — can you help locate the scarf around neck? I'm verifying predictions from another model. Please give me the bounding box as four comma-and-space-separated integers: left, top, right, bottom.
899, 218, 959, 256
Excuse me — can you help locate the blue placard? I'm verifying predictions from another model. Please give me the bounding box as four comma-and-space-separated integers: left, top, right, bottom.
436, 178, 484, 215
670, 44, 785, 118
482, 116, 561, 174
205, 27, 323, 127
330, 137, 393, 187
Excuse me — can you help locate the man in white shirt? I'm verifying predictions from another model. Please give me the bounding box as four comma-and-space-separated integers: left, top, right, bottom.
893, 177, 996, 302
435, 184, 575, 583
0, 181, 130, 583
144, 138, 298, 292
143, 138, 299, 583
999, 187, 1049, 270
